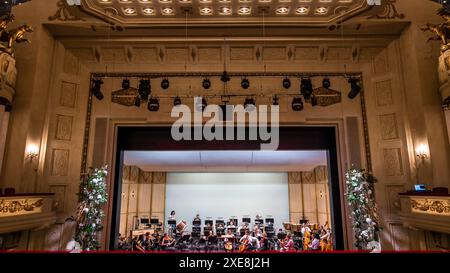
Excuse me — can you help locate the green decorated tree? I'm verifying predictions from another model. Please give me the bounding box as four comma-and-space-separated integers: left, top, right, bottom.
345, 168, 381, 251
74, 166, 108, 251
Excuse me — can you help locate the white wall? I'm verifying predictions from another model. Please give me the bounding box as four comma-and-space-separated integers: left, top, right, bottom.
165, 172, 289, 231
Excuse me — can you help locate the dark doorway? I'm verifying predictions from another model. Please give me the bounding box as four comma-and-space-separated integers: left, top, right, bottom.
109, 126, 344, 250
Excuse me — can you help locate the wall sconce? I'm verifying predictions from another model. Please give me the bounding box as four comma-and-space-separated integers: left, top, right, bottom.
416, 144, 429, 161
26, 145, 39, 161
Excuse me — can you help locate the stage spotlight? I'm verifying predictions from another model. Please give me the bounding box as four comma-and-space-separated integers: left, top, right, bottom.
90, 79, 104, 100
134, 95, 141, 107
244, 97, 256, 111
282, 78, 291, 89
161, 78, 170, 90
292, 97, 304, 111
196, 97, 208, 112
322, 78, 331, 89
147, 97, 160, 111
300, 78, 313, 100
272, 95, 279, 106
138, 79, 151, 101
122, 79, 130, 89
311, 95, 318, 107
241, 78, 250, 89
220, 71, 231, 83
202, 78, 211, 89
348, 78, 362, 99
173, 96, 182, 106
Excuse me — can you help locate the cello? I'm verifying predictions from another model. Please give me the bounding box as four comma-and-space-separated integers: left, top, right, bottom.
239, 237, 249, 252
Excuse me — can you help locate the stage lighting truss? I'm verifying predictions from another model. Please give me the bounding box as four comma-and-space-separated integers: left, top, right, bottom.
95, 73, 362, 108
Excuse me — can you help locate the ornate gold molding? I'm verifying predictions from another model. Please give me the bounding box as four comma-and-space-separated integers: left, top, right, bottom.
0, 14, 33, 56
411, 198, 450, 216
0, 198, 43, 217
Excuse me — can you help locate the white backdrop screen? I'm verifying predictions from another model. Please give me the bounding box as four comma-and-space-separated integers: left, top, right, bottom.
165, 172, 289, 231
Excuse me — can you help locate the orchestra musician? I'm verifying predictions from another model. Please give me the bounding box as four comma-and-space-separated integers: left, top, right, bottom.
160, 233, 174, 250
309, 233, 321, 251
237, 222, 249, 235
239, 230, 257, 251
259, 232, 269, 251
223, 229, 235, 251
168, 210, 176, 236
280, 233, 295, 252
253, 224, 262, 239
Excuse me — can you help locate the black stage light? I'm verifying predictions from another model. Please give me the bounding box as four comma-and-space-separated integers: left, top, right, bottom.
148, 97, 160, 111
348, 78, 362, 99
292, 97, 304, 111
196, 97, 208, 112
122, 79, 130, 89
282, 78, 291, 89
138, 79, 151, 101
244, 97, 256, 111
220, 71, 231, 83
134, 95, 141, 107
202, 78, 211, 89
90, 79, 104, 100
173, 96, 182, 106
322, 78, 331, 89
300, 78, 313, 100
311, 95, 318, 107
161, 78, 170, 90
241, 78, 250, 89
272, 95, 279, 106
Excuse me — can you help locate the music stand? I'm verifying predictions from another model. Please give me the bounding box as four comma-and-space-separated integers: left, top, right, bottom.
205, 220, 214, 226
150, 218, 159, 225
192, 220, 201, 226
242, 217, 251, 224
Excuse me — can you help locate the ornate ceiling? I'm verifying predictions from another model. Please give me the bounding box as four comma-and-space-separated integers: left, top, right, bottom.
80, 0, 372, 26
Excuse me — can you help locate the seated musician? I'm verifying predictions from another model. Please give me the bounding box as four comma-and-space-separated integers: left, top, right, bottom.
141, 232, 152, 251
228, 220, 236, 228
250, 232, 260, 250
237, 222, 249, 235
253, 224, 262, 239
301, 223, 311, 235
239, 230, 255, 251
135, 235, 145, 252
259, 232, 269, 251
281, 233, 295, 252
309, 233, 321, 251
160, 233, 174, 249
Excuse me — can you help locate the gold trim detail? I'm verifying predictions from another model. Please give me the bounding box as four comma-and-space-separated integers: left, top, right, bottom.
411, 198, 450, 216
0, 198, 43, 216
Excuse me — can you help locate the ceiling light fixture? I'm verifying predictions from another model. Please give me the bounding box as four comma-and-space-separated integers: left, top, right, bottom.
91, 79, 104, 100
202, 78, 211, 89
282, 78, 291, 89
300, 78, 313, 100
161, 78, 170, 90
292, 97, 304, 111
348, 78, 361, 99
148, 97, 160, 111
241, 78, 250, 89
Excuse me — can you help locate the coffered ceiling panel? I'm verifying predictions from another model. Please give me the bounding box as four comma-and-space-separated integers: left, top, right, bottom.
81, 0, 371, 26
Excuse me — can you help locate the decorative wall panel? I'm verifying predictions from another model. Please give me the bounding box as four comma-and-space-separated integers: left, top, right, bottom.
51, 149, 70, 176
378, 113, 399, 140
55, 115, 73, 141
59, 82, 77, 108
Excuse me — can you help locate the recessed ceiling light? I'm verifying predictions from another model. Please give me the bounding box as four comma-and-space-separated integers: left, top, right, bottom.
179, 0, 192, 3
200, 7, 213, 15
161, 7, 175, 15
142, 7, 156, 15
315, 7, 328, 14
276, 7, 290, 14
219, 6, 232, 15
295, 6, 309, 14
123, 8, 136, 15
159, 0, 172, 3
238, 6, 251, 15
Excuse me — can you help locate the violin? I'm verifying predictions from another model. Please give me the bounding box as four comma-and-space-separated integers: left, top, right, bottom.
225, 241, 233, 251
